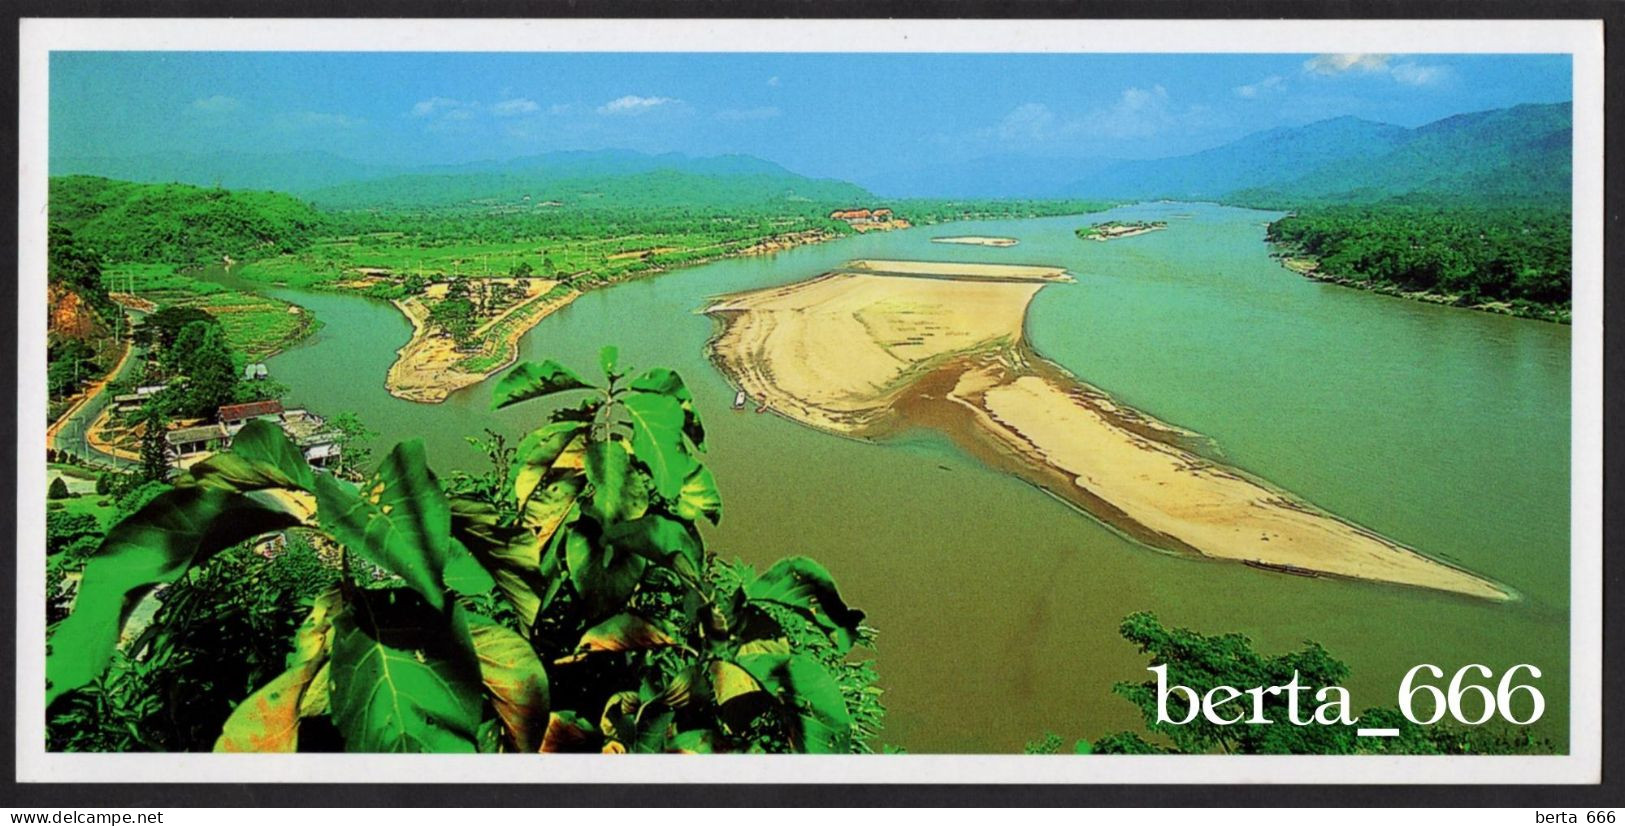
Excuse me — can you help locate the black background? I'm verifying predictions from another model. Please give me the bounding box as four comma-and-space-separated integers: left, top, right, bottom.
1, 0, 1620, 807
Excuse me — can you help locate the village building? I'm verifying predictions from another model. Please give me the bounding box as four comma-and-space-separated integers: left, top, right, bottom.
829, 207, 898, 227
242, 362, 270, 381
164, 423, 229, 460
164, 400, 343, 468
218, 399, 285, 436
112, 383, 168, 415
279, 408, 344, 467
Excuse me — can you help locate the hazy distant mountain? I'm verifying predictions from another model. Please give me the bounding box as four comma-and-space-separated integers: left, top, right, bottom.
303, 150, 873, 210
1066, 116, 1410, 201
1071, 101, 1571, 206
856, 154, 1118, 199
49, 150, 402, 193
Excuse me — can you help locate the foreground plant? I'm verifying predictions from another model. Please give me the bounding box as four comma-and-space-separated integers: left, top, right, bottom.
47, 347, 879, 753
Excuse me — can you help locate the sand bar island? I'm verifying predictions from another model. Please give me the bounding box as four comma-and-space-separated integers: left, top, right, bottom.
704, 258, 1509, 600
933, 235, 1020, 247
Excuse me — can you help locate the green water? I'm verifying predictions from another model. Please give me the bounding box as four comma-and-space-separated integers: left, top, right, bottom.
223, 202, 1572, 753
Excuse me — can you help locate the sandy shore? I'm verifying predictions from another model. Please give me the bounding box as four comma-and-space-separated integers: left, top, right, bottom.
933, 236, 1020, 247
704, 259, 1509, 601
386, 279, 578, 403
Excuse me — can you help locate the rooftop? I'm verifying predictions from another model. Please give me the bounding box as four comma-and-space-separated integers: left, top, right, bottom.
219, 400, 285, 421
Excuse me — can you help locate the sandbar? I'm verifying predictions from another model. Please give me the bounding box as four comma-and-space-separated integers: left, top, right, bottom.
704, 259, 1509, 601
933, 236, 1020, 247
386, 278, 578, 403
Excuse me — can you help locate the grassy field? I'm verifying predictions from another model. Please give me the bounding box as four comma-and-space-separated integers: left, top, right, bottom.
236, 222, 822, 286
104, 264, 317, 360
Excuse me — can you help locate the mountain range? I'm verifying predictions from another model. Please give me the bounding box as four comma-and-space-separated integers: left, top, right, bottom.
51, 101, 1570, 209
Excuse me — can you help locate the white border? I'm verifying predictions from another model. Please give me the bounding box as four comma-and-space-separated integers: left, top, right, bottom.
16, 17, 1605, 785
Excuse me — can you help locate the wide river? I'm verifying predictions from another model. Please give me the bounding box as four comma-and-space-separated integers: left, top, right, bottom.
220, 202, 1572, 753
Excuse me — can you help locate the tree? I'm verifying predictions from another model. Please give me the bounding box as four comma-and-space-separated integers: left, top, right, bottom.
48, 224, 105, 300
47, 477, 71, 500
138, 411, 170, 484
136, 307, 217, 355
47, 349, 882, 755
327, 411, 376, 480
169, 321, 239, 418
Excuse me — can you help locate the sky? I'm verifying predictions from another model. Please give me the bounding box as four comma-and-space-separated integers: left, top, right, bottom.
49, 51, 1572, 182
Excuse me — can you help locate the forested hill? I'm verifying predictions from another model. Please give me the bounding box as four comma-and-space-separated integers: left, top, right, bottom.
49, 176, 326, 265
1068, 102, 1572, 207
49, 150, 398, 195
52, 148, 876, 213
304, 155, 873, 212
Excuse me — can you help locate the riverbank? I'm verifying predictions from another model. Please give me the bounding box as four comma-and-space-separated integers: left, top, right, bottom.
704, 258, 1510, 601
1271, 253, 1571, 325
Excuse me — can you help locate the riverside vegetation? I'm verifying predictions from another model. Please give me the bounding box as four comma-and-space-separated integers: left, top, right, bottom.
47, 350, 885, 753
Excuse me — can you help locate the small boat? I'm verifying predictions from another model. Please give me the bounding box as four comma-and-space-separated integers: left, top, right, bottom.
755, 403, 769, 414
732, 390, 748, 411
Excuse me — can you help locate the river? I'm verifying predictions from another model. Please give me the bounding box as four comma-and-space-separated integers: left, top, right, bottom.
209, 202, 1572, 753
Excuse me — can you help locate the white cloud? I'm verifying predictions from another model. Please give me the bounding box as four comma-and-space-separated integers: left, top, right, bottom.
1391, 62, 1450, 86
1303, 53, 1392, 75
1096, 84, 1175, 139
716, 106, 781, 122
493, 98, 540, 116
1303, 54, 1450, 87
597, 95, 680, 115
767, 76, 781, 87
273, 110, 364, 130
412, 96, 473, 118
1234, 75, 1285, 98
995, 102, 1060, 143
191, 95, 240, 113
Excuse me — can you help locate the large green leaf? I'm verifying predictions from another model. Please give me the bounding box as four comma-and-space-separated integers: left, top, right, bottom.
216, 589, 338, 752
214, 657, 325, 753
620, 390, 696, 499
315, 440, 492, 611
290, 586, 344, 666
181, 419, 315, 494
510, 421, 587, 510
628, 367, 706, 451
467, 612, 550, 752
563, 525, 646, 618
674, 464, 722, 525
604, 515, 703, 580
735, 652, 853, 754
583, 438, 645, 525
598, 345, 619, 379
450, 497, 550, 628
540, 710, 600, 753
46, 487, 303, 705
574, 613, 678, 654
328, 590, 485, 753
491, 360, 597, 411
745, 557, 866, 653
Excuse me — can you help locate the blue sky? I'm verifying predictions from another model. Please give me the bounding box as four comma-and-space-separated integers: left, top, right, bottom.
50, 52, 1571, 180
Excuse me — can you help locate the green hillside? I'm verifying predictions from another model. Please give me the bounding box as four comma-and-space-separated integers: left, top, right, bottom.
49, 176, 327, 265
1234, 103, 1571, 207
306, 159, 873, 212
